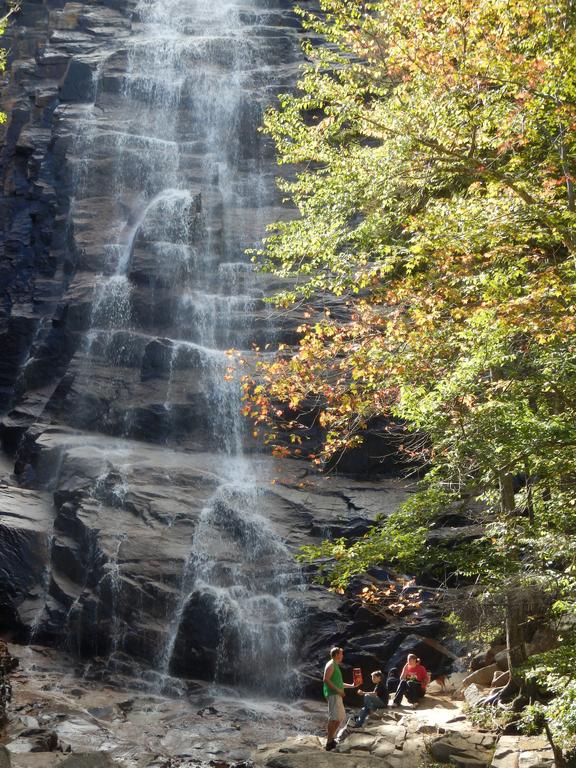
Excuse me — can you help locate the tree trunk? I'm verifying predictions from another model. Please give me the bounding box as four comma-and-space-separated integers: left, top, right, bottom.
502, 593, 542, 704
543, 718, 568, 767
500, 472, 515, 515
526, 479, 535, 526
505, 593, 528, 686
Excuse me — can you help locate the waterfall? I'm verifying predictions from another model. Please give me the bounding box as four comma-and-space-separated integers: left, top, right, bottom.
30, 0, 304, 696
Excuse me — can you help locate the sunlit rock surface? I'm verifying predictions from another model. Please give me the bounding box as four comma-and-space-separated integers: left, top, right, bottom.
5, 644, 326, 765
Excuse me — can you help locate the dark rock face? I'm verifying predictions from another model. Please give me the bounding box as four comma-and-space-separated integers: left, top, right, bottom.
0, 0, 447, 697
0, 429, 418, 691
0, 0, 301, 435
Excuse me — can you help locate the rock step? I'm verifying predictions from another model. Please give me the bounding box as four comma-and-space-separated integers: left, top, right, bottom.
257, 725, 557, 768
490, 735, 554, 768
5, 755, 116, 768
429, 730, 497, 766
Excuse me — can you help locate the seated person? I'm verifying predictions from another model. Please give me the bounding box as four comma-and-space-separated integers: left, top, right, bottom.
392, 653, 429, 706
353, 670, 388, 726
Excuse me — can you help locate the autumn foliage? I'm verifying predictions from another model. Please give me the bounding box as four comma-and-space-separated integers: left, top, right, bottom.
245, 0, 576, 755
245, 0, 576, 534
246, 0, 576, 466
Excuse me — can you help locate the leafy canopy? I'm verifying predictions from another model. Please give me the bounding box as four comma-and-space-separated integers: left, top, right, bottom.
245, 0, 576, 750
246, 0, 576, 576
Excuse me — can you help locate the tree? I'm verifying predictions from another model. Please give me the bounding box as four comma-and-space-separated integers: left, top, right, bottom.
244, 0, 576, 756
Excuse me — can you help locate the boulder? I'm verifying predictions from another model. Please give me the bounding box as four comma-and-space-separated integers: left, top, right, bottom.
464, 684, 488, 708
526, 628, 557, 657
59, 756, 115, 768
267, 754, 393, 768
470, 648, 495, 672
490, 671, 509, 688
462, 664, 499, 689
429, 732, 497, 767
436, 671, 470, 697
0, 746, 11, 768
2, 755, 63, 768
372, 742, 395, 758
254, 736, 323, 764
5, 728, 59, 753
494, 651, 509, 671
370, 724, 407, 742
491, 735, 554, 768
336, 733, 376, 752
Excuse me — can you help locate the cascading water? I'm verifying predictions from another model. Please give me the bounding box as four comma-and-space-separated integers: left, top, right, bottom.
182, 475, 299, 695
34, 0, 304, 695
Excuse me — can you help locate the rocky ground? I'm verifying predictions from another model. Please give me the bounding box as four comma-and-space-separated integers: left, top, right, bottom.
256, 685, 556, 768
1, 644, 325, 767
0, 645, 556, 768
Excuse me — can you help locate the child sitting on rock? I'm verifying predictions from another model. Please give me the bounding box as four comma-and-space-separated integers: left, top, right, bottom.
353, 670, 388, 727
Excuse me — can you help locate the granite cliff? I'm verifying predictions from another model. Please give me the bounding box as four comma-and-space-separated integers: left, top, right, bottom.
0, 0, 447, 697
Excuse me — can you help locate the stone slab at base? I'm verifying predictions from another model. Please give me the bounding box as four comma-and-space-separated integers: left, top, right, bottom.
4, 755, 63, 768
2, 756, 119, 768
61, 756, 116, 768
267, 754, 395, 768
490, 735, 554, 768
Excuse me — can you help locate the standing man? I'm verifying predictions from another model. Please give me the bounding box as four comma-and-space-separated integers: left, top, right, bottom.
323, 647, 355, 751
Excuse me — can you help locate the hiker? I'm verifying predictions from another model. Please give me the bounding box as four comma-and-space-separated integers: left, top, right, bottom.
353, 669, 388, 726
323, 647, 355, 751
392, 653, 429, 706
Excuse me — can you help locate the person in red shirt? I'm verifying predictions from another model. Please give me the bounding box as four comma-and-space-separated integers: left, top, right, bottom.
391, 653, 430, 706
